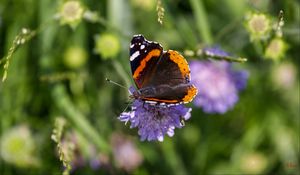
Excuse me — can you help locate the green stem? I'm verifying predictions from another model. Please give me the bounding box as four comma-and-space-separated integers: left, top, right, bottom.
253, 40, 264, 56
161, 140, 187, 175
215, 18, 241, 42
203, 54, 248, 63
189, 0, 213, 44
183, 50, 248, 63
52, 84, 110, 153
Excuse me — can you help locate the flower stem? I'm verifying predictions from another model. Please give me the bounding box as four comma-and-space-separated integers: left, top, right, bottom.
189, 0, 213, 44
52, 84, 110, 153
203, 54, 248, 63
215, 18, 241, 42
183, 50, 248, 63
161, 139, 187, 175
253, 40, 264, 56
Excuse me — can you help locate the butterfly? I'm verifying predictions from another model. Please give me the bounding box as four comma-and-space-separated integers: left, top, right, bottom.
129, 34, 197, 106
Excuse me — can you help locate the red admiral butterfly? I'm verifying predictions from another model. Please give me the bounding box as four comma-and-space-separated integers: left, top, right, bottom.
129, 34, 197, 105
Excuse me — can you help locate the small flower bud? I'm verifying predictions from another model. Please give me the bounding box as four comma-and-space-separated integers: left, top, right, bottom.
94, 33, 120, 59
63, 46, 88, 69
184, 50, 195, 57
264, 38, 287, 61
240, 152, 268, 174
83, 10, 100, 23
131, 0, 156, 11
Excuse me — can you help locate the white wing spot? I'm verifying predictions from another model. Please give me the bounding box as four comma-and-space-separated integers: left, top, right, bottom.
130, 51, 140, 61
140, 45, 145, 49
130, 44, 134, 48
146, 101, 157, 105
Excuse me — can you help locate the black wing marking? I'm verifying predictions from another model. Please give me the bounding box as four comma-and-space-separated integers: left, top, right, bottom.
130, 34, 163, 88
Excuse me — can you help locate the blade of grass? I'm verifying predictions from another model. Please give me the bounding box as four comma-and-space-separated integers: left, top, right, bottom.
52, 84, 110, 153
189, 0, 213, 44
160, 139, 187, 175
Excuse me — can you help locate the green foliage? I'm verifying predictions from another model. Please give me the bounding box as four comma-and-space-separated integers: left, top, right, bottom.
51, 117, 74, 175
0, 0, 299, 175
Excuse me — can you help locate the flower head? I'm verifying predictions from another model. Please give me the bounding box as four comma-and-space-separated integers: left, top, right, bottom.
0, 125, 39, 167
59, 0, 84, 28
190, 48, 248, 114
94, 33, 120, 59
245, 12, 271, 41
111, 133, 143, 172
272, 62, 297, 90
264, 37, 287, 61
119, 88, 192, 142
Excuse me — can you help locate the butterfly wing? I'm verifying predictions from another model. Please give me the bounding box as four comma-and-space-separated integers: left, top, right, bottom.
130, 35, 163, 89
139, 50, 197, 104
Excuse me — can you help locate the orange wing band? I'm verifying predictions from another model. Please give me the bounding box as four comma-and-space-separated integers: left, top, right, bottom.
168, 50, 191, 79
182, 85, 198, 103
133, 49, 161, 79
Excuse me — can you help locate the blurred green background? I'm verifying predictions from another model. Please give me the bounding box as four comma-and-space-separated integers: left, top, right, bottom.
0, 0, 299, 174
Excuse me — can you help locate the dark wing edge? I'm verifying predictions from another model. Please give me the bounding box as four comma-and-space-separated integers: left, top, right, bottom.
129, 35, 163, 88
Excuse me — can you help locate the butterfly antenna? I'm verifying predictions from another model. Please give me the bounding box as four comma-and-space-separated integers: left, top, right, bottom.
106, 78, 127, 89
122, 101, 130, 113
106, 78, 133, 125
121, 100, 134, 125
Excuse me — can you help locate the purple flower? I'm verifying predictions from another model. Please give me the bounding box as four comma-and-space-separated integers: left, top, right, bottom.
190, 48, 249, 114
111, 133, 143, 172
119, 88, 192, 142
89, 157, 101, 170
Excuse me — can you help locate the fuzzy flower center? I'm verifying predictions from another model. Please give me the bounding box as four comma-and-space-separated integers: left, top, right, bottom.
266, 39, 283, 55
61, 1, 83, 21
146, 106, 165, 120
248, 14, 269, 35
